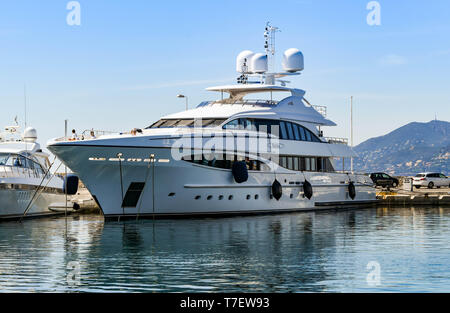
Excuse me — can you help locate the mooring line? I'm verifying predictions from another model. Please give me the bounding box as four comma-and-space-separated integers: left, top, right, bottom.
19, 157, 62, 222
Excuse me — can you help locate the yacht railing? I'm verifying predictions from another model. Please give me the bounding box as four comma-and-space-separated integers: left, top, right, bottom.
324, 137, 349, 145
0, 165, 49, 180
213, 99, 278, 106
312, 105, 327, 117
53, 129, 116, 142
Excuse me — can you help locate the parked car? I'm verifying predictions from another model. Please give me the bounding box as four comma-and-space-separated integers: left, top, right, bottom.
370, 172, 399, 188
413, 172, 450, 189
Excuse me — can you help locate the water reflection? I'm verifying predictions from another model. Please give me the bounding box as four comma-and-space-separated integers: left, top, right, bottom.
1, 206, 450, 292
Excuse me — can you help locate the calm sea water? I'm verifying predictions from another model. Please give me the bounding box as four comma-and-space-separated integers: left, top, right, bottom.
1, 207, 450, 292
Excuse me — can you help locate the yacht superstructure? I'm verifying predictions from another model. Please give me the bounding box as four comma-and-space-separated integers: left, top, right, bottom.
47, 26, 377, 219
0, 124, 70, 219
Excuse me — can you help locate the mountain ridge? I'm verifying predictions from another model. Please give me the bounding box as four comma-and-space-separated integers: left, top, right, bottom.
352, 120, 449, 175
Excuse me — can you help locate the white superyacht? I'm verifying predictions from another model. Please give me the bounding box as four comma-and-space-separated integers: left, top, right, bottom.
48, 27, 377, 219
0, 124, 76, 219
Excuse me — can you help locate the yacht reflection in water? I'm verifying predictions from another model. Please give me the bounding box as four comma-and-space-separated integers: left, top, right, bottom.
1, 207, 449, 292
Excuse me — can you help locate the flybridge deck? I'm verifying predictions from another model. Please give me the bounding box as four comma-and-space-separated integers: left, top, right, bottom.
206, 84, 305, 100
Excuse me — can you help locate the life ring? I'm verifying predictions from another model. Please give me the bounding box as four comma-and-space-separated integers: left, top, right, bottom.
272, 179, 282, 200
303, 180, 313, 200
348, 181, 356, 200
232, 161, 248, 183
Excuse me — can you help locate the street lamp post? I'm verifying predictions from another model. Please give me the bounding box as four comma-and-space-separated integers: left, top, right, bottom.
177, 94, 188, 111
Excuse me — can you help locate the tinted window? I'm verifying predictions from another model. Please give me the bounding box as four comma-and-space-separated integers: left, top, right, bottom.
286, 122, 294, 140
292, 124, 300, 140
279, 122, 288, 140
305, 129, 312, 141
223, 119, 239, 129
299, 126, 306, 140
149, 119, 225, 128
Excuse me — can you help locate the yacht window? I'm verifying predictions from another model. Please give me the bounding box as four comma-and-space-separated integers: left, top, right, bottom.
0, 153, 10, 165
297, 126, 305, 141
310, 158, 316, 171
150, 120, 166, 128
182, 154, 268, 171
293, 157, 299, 171
305, 158, 311, 171
305, 129, 312, 141
279, 122, 288, 139
286, 122, 295, 140
309, 130, 321, 142
177, 119, 195, 127
12, 155, 27, 168
279, 156, 287, 168
223, 118, 321, 142
149, 118, 225, 128
208, 119, 226, 127
292, 124, 300, 140
299, 157, 305, 171
168, 119, 182, 127
244, 119, 257, 131
317, 157, 323, 172
223, 119, 240, 130
287, 156, 293, 170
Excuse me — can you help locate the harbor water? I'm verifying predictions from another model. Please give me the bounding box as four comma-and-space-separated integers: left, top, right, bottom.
1, 206, 450, 292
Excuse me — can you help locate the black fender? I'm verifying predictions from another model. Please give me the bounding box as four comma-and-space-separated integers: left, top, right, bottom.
232, 161, 248, 183
63, 174, 79, 195
303, 180, 313, 200
272, 179, 282, 200
348, 181, 356, 200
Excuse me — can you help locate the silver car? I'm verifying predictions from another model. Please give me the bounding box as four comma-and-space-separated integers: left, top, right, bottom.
413, 172, 450, 189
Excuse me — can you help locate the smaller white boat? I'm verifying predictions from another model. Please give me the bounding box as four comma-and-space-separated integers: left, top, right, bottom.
0, 123, 77, 220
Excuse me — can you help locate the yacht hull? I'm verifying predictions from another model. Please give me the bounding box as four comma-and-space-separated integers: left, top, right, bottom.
0, 188, 66, 220
48, 143, 377, 219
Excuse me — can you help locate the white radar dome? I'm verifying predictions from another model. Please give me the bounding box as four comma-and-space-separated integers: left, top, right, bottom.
250, 53, 268, 74
282, 48, 304, 73
236, 50, 255, 73
23, 127, 37, 143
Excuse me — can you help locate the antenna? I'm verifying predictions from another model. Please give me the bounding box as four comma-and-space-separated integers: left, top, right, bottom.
24, 84, 27, 129
264, 22, 280, 72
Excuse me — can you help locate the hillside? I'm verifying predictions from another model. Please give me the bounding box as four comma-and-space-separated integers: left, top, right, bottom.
352, 120, 449, 175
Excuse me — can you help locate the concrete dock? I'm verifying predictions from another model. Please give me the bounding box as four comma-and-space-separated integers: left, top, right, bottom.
376, 187, 450, 206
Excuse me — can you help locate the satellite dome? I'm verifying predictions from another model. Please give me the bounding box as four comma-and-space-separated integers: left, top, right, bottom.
282, 48, 304, 73
23, 127, 37, 143
250, 53, 268, 74
236, 50, 255, 73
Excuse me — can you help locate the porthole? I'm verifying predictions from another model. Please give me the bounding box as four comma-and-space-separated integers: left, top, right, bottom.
255, 195, 259, 200
218, 195, 224, 200
207, 195, 213, 200
228, 195, 233, 200
195, 195, 201, 200
246, 195, 251, 200
168, 192, 175, 197
290, 194, 294, 199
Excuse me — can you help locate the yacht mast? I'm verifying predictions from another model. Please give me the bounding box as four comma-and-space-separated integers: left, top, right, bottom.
264, 22, 280, 73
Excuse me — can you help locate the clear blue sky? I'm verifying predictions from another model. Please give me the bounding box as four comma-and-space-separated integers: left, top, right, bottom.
1, 0, 449, 148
